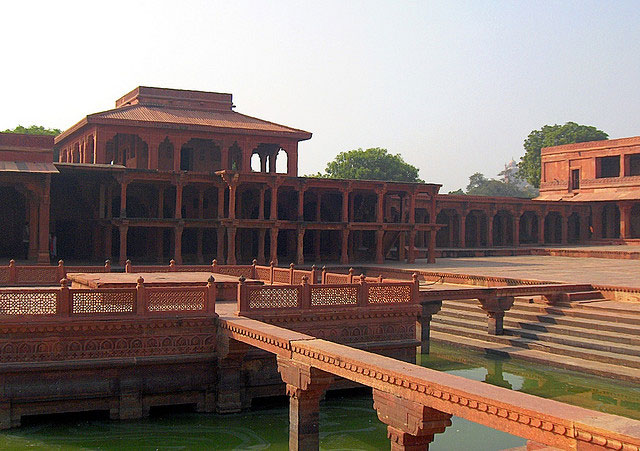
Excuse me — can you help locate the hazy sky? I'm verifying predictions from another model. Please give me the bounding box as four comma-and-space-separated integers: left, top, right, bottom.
2, 1, 639, 191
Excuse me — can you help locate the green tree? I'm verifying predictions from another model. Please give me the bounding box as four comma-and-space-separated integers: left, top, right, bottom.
460, 172, 536, 198
517, 122, 608, 188
2, 125, 61, 136
315, 147, 422, 182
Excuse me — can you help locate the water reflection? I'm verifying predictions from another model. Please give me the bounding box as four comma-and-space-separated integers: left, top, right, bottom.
1, 343, 637, 450
421, 342, 640, 420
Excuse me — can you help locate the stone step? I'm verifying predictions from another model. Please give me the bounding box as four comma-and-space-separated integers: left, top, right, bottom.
432, 314, 640, 357
430, 322, 640, 369
429, 330, 640, 384
436, 307, 640, 346
442, 300, 640, 334
509, 301, 640, 325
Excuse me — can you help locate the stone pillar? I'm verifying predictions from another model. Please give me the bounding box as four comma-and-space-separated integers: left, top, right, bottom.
375, 229, 384, 264
277, 357, 334, 451
37, 177, 51, 264
513, 213, 520, 246
260, 153, 267, 173
227, 227, 237, 265
28, 198, 38, 260
217, 186, 225, 218
561, 213, 569, 244
409, 192, 416, 225
459, 212, 467, 248
376, 188, 385, 223
478, 295, 515, 335
398, 233, 406, 261
228, 183, 237, 220
314, 230, 321, 262
217, 227, 225, 264
196, 228, 204, 263
340, 229, 349, 264
216, 338, 249, 413
120, 180, 128, 218
98, 184, 106, 219
258, 228, 266, 265
373, 389, 452, 451
620, 203, 631, 239
118, 224, 128, 266
175, 183, 183, 219
270, 228, 279, 265
105, 225, 112, 259
258, 187, 265, 220
296, 228, 305, 265
270, 185, 279, 220
106, 185, 113, 219
297, 187, 306, 221
417, 301, 443, 354
315, 192, 322, 222
407, 231, 416, 264
341, 190, 349, 222
198, 188, 204, 219
426, 229, 436, 264
537, 213, 545, 244
487, 211, 494, 247
174, 225, 183, 265
158, 187, 164, 218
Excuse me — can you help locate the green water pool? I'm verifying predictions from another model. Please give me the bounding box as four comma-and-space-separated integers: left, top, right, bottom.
0, 342, 637, 450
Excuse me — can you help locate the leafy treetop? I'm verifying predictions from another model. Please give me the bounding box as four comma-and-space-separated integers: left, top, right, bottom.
315, 147, 423, 182
2, 125, 61, 136
517, 122, 607, 188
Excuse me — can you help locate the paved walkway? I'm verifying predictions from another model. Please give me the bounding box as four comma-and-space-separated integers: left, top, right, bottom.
377, 255, 640, 288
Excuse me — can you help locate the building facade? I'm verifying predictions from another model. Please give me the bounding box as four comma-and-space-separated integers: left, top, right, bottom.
0, 87, 637, 266
538, 136, 640, 241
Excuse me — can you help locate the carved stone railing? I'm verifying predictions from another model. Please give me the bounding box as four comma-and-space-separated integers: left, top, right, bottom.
218, 313, 640, 450
0, 260, 112, 287
237, 273, 419, 316
0, 276, 217, 322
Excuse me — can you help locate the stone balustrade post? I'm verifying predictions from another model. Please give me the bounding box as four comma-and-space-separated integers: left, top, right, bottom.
57, 260, 65, 282
105, 259, 112, 272
136, 276, 146, 315
8, 260, 16, 285
276, 357, 334, 451
270, 260, 275, 285
373, 389, 452, 451
206, 275, 217, 315
358, 274, 368, 307
348, 267, 354, 284
300, 275, 311, 309
59, 278, 70, 317
321, 266, 327, 284
288, 263, 294, 284
251, 259, 258, 279
125, 259, 132, 273
310, 265, 318, 285
237, 276, 248, 314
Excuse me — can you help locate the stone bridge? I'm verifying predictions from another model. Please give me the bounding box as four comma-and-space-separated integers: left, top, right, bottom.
0, 260, 638, 450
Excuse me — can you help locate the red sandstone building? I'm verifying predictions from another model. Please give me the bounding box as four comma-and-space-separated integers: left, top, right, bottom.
537, 137, 640, 241
0, 87, 638, 266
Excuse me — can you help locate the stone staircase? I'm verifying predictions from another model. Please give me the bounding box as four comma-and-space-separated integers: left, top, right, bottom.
430, 294, 640, 383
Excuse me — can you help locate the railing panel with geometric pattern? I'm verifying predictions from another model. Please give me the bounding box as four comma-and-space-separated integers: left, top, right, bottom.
71, 290, 136, 314
146, 287, 206, 312
15, 267, 60, 285
0, 268, 10, 285
324, 273, 350, 284
310, 285, 358, 307
255, 266, 271, 282
247, 285, 300, 309
367, 283, 412, 304
213, 266, 254, 278
272, 268, 291, 284
0, 290, 58, 316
